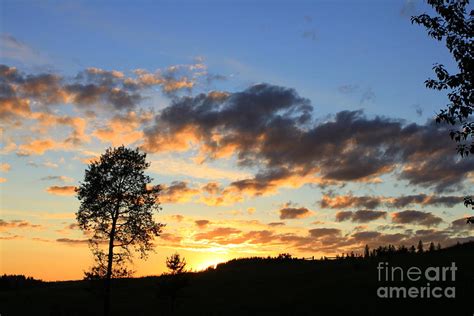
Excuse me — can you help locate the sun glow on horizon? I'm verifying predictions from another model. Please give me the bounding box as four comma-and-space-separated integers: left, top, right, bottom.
193, 257, 227, 271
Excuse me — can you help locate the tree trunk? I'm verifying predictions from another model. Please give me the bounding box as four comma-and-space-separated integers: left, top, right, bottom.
104, 216, 117, 316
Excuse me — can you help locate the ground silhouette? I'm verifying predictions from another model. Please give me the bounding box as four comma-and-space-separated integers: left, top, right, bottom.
1, 241, 473, 316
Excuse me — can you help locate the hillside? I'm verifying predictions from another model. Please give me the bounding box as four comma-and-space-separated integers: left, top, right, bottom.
1, 242, 473, 316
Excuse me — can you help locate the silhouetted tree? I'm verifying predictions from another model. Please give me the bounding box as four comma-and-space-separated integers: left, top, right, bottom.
166, 253, 187, 274
437, 242, 442, 250
364, 244, 370, 258
417, 240, 424, 253
412, 0, 474, 210
429, 242, 436, 252
412, 0, 473, 156
76, 146, 164, 316
277, 253, 293, 260
398, 245, 408, 254
409, 245, 416, 253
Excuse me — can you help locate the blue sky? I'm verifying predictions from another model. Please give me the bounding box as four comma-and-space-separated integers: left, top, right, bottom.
2, 0, 456, 120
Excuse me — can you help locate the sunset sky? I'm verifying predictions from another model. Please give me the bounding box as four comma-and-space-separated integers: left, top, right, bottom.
1, 0, 473, 281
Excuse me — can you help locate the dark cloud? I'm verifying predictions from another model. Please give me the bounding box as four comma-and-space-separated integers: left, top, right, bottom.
389, 194, 463, 208
143, 86, 474, 194
377, 224, 406, 231
279, 207, 312, 220
450, 217, 474, 232
352, 210, 387, 223
321, 194, 382, 209
268, 222, 285, 226
351, 231, 382, 241
309, 228, 341, 238
335, 211, 354, 222
160, 181, 199, 203
392, 210, 443, 227
56, 238, 89, 245
321, 193, 463, 210
195, 219, 210, 228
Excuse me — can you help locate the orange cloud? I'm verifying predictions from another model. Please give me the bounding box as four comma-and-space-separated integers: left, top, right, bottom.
160, 181, 200, 203
92, 111, 151, 146
46, 186, 77, 196
17, 139, 57, 156
0, 219, 43, 230
0, 163, 11, 172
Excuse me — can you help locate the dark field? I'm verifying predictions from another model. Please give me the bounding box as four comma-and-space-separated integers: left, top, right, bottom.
1, 242, 473, 316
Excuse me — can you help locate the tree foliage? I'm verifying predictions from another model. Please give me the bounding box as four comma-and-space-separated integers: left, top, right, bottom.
166, 253, 187, 274
411, 0, 473, 157
76, 146, 164, 315
412, 0, 474, 211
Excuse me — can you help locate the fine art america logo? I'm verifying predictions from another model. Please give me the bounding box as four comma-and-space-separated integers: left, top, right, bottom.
377, 262, 457, 298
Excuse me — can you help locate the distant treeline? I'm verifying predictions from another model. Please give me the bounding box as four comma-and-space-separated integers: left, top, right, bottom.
0, 274, 44, 290
215, 240, 462, 270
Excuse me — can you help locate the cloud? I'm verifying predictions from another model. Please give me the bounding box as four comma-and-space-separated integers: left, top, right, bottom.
149, 158, 251, 181
0, 177, 6, 183
321, 193, 464, 209
351, 231, 382, 241
309, 228, 341, 238
0, 34, 48, 64
388, 194, 463, 208
56, 238, 89, 245
0, 163, 11, 172
160, 233, 182, 243
159, 181, 200, 203
46, 185, 77, 196
450, 217, 474, 232
40, 175, 74, 183
335, 211, 354, 222
194, 227, 242, 241
336, 210, 386, 223
321, 194, 381, 209
0, 61, 210, 123
143, 86, 473, 194
92, 111, 150, 146
351, 210, 387, 223
0, 219, 43, 230
32, 112, 89, 146
268, 222, 285, 226
195, 220, 210, 229
170, 214, 184, 222
279, 207, 313, 220
17, 139, 58, 156
392, 210, 443, 227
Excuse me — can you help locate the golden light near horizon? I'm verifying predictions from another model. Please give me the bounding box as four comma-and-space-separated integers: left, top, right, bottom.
194, 257, 227, 271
